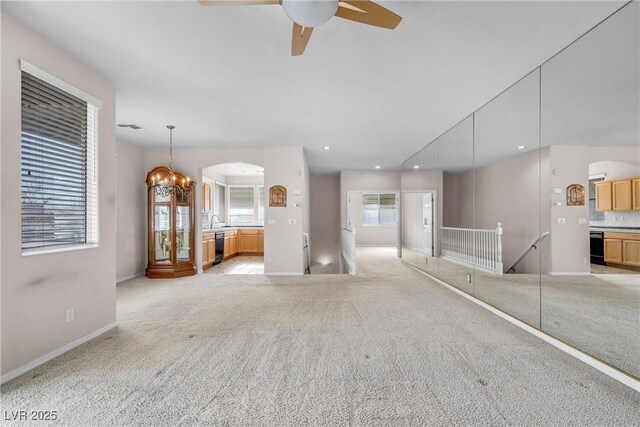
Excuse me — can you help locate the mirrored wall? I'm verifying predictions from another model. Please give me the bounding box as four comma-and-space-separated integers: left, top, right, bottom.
401, 1, 639, 379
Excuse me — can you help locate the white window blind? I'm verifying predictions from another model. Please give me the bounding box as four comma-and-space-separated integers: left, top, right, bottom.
228, 186, 255, 224
258, 185, 265, 221
21, 71, 99, 251
362, 193, 397, 226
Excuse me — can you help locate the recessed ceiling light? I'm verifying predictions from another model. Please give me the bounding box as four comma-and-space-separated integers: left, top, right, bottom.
323, 146, 331, 150
517, 145, 527, 150
413, 165, 420, 169
375, 164, 382, 169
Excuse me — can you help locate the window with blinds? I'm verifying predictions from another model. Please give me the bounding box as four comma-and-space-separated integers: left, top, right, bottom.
228, 186, 256, 224
362, 193, 397, 226
21, 71, 99, 251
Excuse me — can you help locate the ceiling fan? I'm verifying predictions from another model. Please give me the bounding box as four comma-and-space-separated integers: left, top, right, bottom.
198, 0, 402, 56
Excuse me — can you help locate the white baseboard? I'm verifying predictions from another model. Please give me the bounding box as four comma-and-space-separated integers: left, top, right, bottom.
547, 272, 592, 276
403, 262, 640, 392
356, 244, 397, 247
264, 272, 304, 276
0, 322, 118, 385
116, 272, 144, 283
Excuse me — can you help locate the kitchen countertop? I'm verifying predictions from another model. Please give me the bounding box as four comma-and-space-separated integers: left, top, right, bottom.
590, 226, 640, 233
202, 226, 264, 234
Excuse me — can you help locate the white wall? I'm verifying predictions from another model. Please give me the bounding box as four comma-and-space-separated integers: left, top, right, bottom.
401, 169, 443, 255
350, 192, 398, 246
1, 12, 117, 377
116, 139, 146, 282
263, 147, 308, 275
309, 174, 340, 274
144, 147, 308, 274
442, 149, 546, 274
549, 145, 590, 273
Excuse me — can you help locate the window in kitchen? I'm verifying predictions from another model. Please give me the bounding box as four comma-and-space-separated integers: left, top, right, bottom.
228, 186, 256, 224
20, 67, 99, 252
362, 193, 397, 226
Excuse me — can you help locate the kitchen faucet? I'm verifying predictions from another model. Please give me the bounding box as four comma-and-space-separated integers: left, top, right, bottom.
210, 214, 221, 229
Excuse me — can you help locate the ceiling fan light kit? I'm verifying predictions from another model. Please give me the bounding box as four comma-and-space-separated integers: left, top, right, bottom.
282, 0, 338, 28
199, 0, 402, 55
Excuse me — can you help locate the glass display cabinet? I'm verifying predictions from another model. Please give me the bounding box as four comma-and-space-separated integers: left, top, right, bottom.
145, 166, 196, 278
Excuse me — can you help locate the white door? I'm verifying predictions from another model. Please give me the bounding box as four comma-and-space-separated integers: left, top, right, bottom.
422, 193, 433, 256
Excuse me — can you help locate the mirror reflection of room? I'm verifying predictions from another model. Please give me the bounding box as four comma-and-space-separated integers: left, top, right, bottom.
400, 1, 639, 379
201, 163, 265, 275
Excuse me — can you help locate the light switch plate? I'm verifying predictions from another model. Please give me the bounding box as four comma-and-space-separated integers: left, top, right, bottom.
554, 188, 562, 194
292, 189, 302, 196
578, 218, 587, 224
553, 201, 562, 207
267, 219, 276, 225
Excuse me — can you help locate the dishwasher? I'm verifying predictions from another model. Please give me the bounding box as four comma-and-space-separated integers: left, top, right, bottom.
590, 231, 605, 265
214, 232, 225, 265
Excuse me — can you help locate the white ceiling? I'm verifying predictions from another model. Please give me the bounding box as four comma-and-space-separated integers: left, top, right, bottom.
2, 1, 628, 174
204, 162, 264, 177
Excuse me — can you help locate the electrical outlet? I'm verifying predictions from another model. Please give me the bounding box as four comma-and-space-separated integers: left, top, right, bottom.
66, 309, 74, 322
578, 218, 587, 225
288, 219, 296, 225
467, 273, 472, 283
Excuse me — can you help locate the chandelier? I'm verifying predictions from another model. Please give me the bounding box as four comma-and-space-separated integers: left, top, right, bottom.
149, 125, 189, 197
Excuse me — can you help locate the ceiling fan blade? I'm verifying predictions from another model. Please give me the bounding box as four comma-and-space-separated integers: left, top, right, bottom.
291, 23, 314, 56
335, 0, 402, 29
198, 0, 279, 6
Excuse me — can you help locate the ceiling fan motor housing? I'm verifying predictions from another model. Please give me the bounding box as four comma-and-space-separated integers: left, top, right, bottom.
282, 0, 339, 28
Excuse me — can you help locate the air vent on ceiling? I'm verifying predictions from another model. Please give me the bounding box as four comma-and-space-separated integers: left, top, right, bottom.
117, 124, 143, 130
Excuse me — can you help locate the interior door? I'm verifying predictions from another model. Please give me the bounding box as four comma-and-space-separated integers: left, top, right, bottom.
422, 193, 433, 256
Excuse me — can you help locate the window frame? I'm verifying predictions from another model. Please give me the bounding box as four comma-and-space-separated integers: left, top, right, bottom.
362, 192, 398, 227
226, 184, 264, 225
20, 61, 101, 256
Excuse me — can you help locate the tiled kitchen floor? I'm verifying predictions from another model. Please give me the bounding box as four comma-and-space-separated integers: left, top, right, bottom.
204, 256, 264, 275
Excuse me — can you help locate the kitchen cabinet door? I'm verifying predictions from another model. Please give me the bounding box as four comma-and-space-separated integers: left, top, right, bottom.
623, 240, 640, 267
230, 235, 238, 255
633, 178, 640, 211
239, 232, 259, 253
207, 239, 214, 263
258, 232, 264, 254
604, 238, 623, 264
612, 180, 632, 211
224, 236, 230, 258
202, 241, 208, 267
202, 183, 212, 212
595, 181, 612, 211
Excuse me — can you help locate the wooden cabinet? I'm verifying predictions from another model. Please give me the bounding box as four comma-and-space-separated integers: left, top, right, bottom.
604, 238, 623, 264
202, 241, 208, 266
202, 183, 212, 212
623, 239, 640, 267
146, 166, 196, 279
595, 181, 612, 211
258, 230, 264, 254
604, 232, 640, 268
612, 180, 632, 211
633, 178, 640, 210
239, 229, 259, 253
230, 234, 238, 255
224, 235, 230, 259
596, 177, 640, 211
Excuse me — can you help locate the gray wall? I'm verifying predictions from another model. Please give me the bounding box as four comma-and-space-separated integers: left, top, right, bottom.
309, 174, 340, 274
1, 13, 117, 377
443, 149, 546, 274
116, 139, 146, 282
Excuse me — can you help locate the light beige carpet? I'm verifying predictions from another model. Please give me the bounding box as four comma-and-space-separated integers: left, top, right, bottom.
404, 251, 640, 377
2, 247, 639, 426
